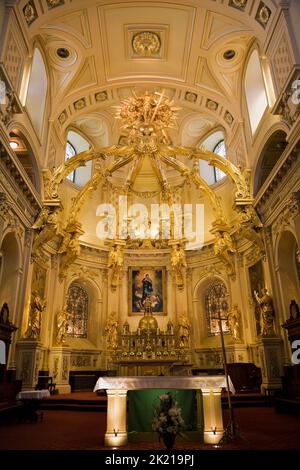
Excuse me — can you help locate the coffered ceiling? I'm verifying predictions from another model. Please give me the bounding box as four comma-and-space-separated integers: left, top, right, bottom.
16, 0, 279, 144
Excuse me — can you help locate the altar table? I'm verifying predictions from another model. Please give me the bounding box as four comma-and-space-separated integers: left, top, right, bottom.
94, 376, 235, 446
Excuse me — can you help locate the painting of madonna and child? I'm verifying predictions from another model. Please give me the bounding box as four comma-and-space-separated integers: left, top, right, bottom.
129, 267, 166, 315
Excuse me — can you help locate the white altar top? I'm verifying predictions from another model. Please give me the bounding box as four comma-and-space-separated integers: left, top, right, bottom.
94, 375, 235, 393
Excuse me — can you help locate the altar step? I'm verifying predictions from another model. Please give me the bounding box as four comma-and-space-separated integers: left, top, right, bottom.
40, 392, 107, 412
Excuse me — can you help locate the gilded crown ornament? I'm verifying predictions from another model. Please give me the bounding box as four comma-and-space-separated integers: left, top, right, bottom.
132, 31, 161, 57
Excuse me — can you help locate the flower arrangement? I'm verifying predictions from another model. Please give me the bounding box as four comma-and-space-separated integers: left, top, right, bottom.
152, 392, 186, 440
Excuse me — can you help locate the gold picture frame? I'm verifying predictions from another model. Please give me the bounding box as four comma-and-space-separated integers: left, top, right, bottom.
129, 267, 167, 315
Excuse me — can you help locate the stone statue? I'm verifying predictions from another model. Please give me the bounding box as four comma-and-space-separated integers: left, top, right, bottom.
178, 312, 191, 348
213, 230, 235, 275
289, 299, 300, 320
105, 312, 119, 350
227, 305, 242, 342
107, 244, 124, 288
56, 305, 70, 345
0, 302, 10, 324
171, 243, 187, 288
254, 288, 276, 337
26, 291, 46, 339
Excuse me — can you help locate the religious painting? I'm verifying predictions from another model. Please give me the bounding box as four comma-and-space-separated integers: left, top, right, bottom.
129, 267, 166, 315
248, 260, 264, 336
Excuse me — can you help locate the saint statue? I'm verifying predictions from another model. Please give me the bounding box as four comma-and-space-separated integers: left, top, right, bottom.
0, 302, 10, 324
56, 305, 70, 345
107, 245, 124, 288
171, 243, 187, 288
105, 312, 119, 350
227, 305, 242, 342
289, 299, 300, 320
26, 291, 46, 340
213, 230, 235, 275
178, 312, 191, 348
254, 288, 276, 337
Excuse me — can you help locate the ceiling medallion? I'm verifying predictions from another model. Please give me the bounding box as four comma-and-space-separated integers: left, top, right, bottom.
23, 1, 38, 25
132, 31, 161, 57
229, 0, 248, 10
256, 2, 271, 28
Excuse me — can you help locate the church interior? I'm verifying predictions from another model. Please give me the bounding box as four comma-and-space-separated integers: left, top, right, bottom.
0, 0, 300, 452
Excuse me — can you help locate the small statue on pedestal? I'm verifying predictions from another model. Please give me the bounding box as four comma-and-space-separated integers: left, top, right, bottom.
105, 312, 119, 350
25, 291, 46, 340
178, 312, 190, 349
227, 305, 242, 342
254, 288, 276, 337
289, 299, 300, 320
56, 305, 70, 345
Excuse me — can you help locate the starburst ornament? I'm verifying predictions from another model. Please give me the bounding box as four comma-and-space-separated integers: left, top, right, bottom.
115, 91, 180, 153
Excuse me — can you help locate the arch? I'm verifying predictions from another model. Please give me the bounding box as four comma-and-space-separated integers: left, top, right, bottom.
8, 128, 41, 193
65, 129, 92, 187
276, 230, 300, 317
0, 232, 21, 319
253, 130, 287, 195
65, 276, 102, 346
244, 49, 269, 134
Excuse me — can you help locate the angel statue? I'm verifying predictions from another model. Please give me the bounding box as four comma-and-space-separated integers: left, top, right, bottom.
178, 312, 191, 349
107, 244, 124, 289
31, 206, 61, 258
213, 230, 235, 275
25, 291, 46, 340
56, 305, 70, 345
171, 243, 187, 288
227, 305, 242, 342
104, 312, 119, 350
254, 288, 276, 337
58, 225, 81, 279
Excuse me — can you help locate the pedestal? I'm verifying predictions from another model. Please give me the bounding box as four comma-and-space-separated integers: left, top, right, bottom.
49, 346, 71, 394
105, 389, 128, 446
257, 336, 283, 393
16, 340, 44, 390
201, 388, 224, 444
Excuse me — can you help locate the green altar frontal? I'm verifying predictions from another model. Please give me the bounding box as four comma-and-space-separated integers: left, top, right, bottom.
128, 389, 202, 433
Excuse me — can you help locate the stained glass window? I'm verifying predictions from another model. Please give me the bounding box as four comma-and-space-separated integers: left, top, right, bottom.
213, 140, 226, 182
205, 281, 230, 336
66, 283, 88, 338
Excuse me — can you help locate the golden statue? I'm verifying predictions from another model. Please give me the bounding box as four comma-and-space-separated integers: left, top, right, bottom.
227, 305, 242, 342
105, 312, 119, 350
58, 226, 81, 279
178, 312, 191, 348
107, 244, 124, 288
56, 305, 70, 345
236, 205, 264, 256
170, 243, 187, 288
31, 206, 61, 258
254, 288, 276, 337
138, 296, 158, 333
213, 230, 235, 275
25, 291, 46, 340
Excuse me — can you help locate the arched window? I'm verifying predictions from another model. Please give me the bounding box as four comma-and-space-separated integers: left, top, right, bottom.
65, 130, 91, 187
25, 48, 48, 136
205, 281, 230, 336
199, 131, 227, 185
66, 283, 88, 338
245, 50, 268, 134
